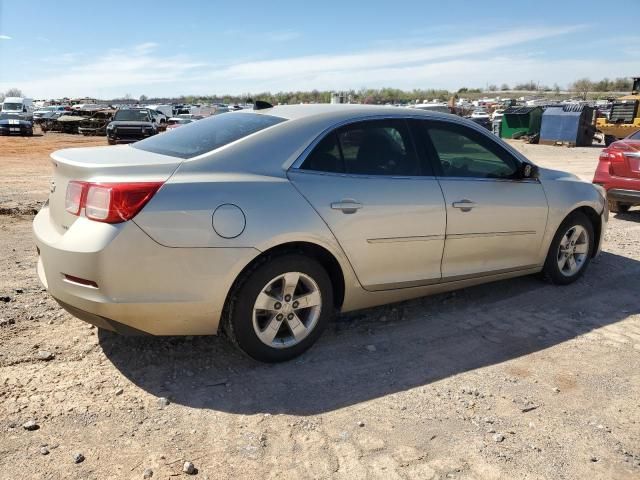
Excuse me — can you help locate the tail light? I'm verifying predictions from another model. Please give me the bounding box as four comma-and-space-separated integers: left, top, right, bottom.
65, 181, 163, 223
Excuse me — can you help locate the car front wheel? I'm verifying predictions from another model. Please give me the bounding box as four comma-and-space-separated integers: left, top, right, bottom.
224, 254, 333, 362
542, 212, 594, 285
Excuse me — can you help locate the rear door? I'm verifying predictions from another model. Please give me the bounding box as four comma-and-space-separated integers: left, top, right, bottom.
414, 119, 548, 280
288, 118, 446, 291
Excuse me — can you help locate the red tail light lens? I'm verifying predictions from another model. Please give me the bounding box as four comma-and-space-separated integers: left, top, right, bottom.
64, 181, 163, 223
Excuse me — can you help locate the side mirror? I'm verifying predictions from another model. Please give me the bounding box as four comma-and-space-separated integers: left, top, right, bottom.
520, 163, 539, 179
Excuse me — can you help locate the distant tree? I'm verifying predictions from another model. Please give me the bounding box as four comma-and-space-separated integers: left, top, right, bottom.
457, 87, 469, 94
5, 87, 24, 97
139, 94, 148, 102
570, 78, 593, 100
613, 77, 632, 92
488, 84, 498, 92
500, 83, 510, 91
553, 83, 561, 94
123, 93, 132, 100
513, 81, 538, 91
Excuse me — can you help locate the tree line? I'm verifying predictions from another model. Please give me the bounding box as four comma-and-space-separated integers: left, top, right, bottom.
1, 77, 635, 105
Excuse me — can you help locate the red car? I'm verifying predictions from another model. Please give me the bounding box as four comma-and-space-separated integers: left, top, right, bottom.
593, 130, 640, 213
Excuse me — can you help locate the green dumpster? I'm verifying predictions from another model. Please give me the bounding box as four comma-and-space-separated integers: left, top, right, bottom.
500, 106, 543, 139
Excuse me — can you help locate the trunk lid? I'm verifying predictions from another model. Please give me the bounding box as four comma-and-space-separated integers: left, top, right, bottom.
610, 140, 640, 179
49, 145, 181, 231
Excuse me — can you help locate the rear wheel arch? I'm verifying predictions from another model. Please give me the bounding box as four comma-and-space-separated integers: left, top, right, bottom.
220, 241, 345, 333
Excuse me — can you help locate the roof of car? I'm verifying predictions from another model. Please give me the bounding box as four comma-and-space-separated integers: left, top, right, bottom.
242, 103, 454, 122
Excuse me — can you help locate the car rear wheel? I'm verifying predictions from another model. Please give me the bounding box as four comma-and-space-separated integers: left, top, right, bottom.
224, 254, 333, 362
542, 212, 594, 285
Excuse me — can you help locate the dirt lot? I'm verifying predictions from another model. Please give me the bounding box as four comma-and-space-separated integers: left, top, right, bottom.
1, 134, 639, 480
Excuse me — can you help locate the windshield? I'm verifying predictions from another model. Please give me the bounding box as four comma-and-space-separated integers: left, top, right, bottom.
133, 112, 286, 159
2, 103, 23, 111
114, 110, 151, 122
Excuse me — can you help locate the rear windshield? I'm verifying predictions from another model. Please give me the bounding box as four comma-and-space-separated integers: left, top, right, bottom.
132, 112, 286, 159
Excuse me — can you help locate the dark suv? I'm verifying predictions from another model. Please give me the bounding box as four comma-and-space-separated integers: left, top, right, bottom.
106, 108, 158, 144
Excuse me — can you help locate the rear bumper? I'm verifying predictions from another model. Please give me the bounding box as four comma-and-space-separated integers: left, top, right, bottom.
607, 188, 640, 204
33, 206, 258, 335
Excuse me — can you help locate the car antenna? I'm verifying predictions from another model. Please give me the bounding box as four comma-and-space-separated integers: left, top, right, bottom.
253, 100, 274, 110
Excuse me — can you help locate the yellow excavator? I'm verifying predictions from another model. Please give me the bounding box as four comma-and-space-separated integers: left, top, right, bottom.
597, 76, 640, 145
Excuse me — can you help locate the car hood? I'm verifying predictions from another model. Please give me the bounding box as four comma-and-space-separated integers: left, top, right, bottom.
109, 121, 153, 127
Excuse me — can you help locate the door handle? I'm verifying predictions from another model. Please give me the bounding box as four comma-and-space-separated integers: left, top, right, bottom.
331, 200, 363, 214
452, 200, 477, 212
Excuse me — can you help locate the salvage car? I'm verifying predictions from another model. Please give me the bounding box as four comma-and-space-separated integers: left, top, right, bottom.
0, 113, 33, 136
165, 117, 195, 130
593, 129, 640, 213
106, 108, 158, 144
33, 105, 68, 120
33, 105, 607, 362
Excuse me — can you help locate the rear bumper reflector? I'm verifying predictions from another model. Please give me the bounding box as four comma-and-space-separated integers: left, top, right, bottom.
62, 274, 99, 289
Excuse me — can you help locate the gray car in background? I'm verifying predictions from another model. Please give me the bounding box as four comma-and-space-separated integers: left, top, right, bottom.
33, 105, 607, 362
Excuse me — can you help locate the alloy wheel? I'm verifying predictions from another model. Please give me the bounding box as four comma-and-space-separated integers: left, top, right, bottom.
556, 225, 589, 277
252, 272, 322, 348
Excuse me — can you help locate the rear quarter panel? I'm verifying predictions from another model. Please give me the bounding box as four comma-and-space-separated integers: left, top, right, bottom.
133, 170, 363, 307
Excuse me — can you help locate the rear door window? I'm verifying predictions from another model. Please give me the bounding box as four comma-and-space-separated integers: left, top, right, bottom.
132, 113, 286, 159
300, 132, 345, 173
300, 119, 421, 176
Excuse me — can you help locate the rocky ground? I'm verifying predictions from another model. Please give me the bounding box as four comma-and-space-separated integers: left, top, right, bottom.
1, 134, 639, 480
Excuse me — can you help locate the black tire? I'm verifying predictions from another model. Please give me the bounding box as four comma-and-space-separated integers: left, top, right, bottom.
604, 135, 616, 147
107, 138, 116, 145
223, 254, 333, 362
608, 199, 630, 214
542, 211, 594, 285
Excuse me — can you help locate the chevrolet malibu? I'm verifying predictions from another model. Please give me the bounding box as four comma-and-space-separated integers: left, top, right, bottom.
33, 105, 607, 362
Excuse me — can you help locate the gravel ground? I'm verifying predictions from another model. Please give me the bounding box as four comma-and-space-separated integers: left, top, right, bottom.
1, 134, 639, 480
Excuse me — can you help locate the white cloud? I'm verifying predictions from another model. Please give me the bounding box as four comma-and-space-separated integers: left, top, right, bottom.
42, 52, 80, 65
0, 42, 205, 98
212, 26, 584, 82
2, 26, 636, 98
0, 34, 12, 40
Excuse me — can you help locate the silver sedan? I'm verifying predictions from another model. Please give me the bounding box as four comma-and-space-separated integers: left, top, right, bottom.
33, 104, 607, 362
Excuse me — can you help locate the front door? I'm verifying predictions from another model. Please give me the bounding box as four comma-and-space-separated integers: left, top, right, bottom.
289, 119, 447, 290
415, 119, 548, 280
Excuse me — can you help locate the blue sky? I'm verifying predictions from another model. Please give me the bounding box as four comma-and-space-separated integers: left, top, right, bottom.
0, 0, 638, 99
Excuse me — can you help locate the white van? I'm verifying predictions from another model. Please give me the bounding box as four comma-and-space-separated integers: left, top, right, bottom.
2, 97, 34, 114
